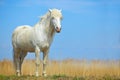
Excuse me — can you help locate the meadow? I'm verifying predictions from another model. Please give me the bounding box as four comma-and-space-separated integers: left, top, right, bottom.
0, 59, 120, 80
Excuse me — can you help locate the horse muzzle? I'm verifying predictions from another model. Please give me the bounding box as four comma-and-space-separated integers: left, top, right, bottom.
55, 27, 61, 33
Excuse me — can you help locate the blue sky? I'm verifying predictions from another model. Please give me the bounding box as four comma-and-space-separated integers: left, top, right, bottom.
0, 0, 120, 60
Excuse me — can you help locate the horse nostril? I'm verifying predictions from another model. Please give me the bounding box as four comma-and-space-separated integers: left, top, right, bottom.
56, 27, 59, 29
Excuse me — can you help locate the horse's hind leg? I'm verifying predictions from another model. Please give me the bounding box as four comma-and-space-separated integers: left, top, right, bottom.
19, 51, 27, 75
13, 48, 21, 76
13, 49, 27, 76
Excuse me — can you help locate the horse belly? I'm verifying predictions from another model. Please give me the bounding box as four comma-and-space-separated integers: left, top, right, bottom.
18, 41, 34, 51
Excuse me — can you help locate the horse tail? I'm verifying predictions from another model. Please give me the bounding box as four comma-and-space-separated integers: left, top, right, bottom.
13, 49, 16, 69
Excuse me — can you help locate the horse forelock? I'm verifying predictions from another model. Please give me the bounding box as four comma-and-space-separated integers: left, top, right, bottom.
40, 9, 62, 21
50, 9, 62, 18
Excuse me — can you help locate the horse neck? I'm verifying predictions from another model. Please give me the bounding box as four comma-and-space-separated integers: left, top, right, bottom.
34, 16, 55, 40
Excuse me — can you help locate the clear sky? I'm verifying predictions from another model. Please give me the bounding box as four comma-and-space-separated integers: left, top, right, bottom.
0, 0, 120, 60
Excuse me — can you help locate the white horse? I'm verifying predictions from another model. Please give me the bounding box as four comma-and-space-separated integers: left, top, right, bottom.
12, 9, 63, 76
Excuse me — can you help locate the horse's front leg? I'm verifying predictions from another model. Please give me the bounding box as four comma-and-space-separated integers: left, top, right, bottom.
43, 49, 49, 77
35, 46, 40, 77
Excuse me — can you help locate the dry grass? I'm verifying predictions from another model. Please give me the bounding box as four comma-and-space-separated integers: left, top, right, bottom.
0, 59, 120, 78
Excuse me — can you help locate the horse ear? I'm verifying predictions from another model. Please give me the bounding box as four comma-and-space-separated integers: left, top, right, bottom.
49, 9, 52, 13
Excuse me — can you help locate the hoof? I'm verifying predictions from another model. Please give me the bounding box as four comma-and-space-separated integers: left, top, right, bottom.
35, 72, 39, 77
42, 73, 47, 77
16, 72, 21, 76
16, 70, 21, 76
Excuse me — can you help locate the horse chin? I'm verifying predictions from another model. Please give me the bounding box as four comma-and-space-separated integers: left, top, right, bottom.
56, 30, 61, 33
55, 28, 61, 33
57, 31, 60, 33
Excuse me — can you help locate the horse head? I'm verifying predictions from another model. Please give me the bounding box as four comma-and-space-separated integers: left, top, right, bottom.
49, 9, 63, 33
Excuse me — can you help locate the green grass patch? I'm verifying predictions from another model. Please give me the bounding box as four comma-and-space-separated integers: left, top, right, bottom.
0, 75, 9, 80
73, 76, 85, 80
0, 75, 120, 80
52, 74, 67, 79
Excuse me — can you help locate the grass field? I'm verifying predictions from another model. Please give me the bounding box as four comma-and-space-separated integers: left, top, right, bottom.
0, 59, 120, 80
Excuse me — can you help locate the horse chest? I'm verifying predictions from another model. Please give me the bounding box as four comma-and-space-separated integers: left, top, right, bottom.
36, 40, 50, 49
34, 33, 51, 46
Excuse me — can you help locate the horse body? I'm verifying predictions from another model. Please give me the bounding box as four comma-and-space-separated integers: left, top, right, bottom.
12, 23, 53, 52
12, 9, 62, 76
